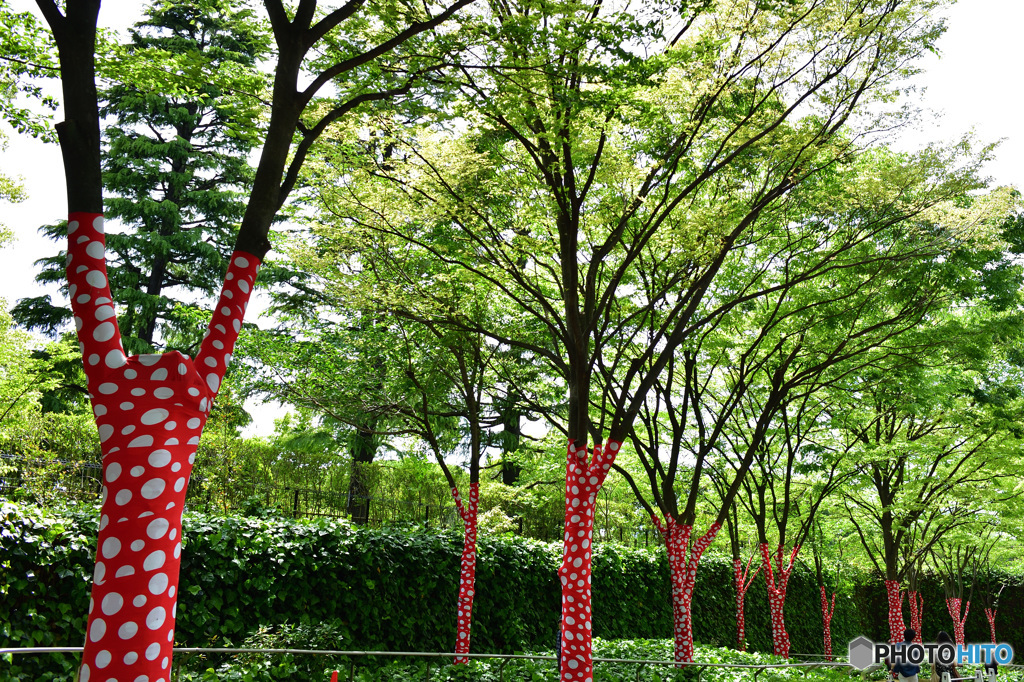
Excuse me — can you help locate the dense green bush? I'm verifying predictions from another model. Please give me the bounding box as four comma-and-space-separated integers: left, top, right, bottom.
3, 501, 1021, 681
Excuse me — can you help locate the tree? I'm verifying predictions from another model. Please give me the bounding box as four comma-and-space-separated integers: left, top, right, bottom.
34, 0, 475, 680
15, 0, 271, 353
0, 0, 57, 139
301, 0, 957, 674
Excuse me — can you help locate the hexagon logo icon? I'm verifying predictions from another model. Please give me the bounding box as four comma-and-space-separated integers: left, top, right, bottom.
849, 636, 875, 670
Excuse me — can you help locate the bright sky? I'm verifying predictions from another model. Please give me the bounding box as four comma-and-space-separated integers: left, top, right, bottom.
1, 0, 1022, 436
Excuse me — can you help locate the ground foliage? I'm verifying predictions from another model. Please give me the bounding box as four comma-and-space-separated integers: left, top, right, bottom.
6, 502, 1024, 681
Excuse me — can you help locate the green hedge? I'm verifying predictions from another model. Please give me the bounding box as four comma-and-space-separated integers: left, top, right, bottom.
2, 501, 1019, 681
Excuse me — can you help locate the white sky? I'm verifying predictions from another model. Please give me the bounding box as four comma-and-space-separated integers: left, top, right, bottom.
1, 0, 1023, 437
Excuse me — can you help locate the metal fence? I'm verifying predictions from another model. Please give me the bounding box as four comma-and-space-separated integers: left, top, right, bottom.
0, 646, 869, 682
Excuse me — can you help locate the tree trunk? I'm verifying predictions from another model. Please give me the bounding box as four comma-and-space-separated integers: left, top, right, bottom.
346, 422, 376, 525
452, 482, 479, 664
733, 556, 758, 652
820, 586, 836, 661
946, 598, 969, 646
885, 580, 905, 643
907, 590, 923, 643
760, 543, 798, 659
69, 213, 259, 682
653, 516, 721, 665
558, 440, 617, 682
984, 607, 997, 645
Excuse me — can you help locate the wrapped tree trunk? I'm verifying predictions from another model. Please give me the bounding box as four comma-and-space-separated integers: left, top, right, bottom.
761, 543, 799, 658
558, 440, 616, 682
984, 607, 997, 644
733, 554, 759, 652
652, 516, 721, 664
452, 482, 480, 664
946, 597, 969, 646
885, 580, 906, 642
820, 586, 837, 661
908, 590, 924, 643
70, 213, 259, 682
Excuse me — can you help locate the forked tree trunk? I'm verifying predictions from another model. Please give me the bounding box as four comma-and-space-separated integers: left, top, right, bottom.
984, 607, 997, 644
652, 516, 721, 665
820, 586, 836, 661
733, 555, 759, 652
761, 543, 799, 659
558, 440, 617, 682
452, 482, 479, 664
70, 213, 259, 682
885, 580, 906, 642
946, 598, 969, 646
907, 590, 924, 643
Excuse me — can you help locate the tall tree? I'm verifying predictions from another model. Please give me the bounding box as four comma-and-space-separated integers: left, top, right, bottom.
33, 1, 474, 680
304, 0, 970, 674
16, 0, 271, 353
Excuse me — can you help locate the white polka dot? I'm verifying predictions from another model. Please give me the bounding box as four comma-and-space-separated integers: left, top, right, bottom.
149, 573, 169, 595
145, 641, 161, 661
133, 595, 147, 608
234, 256, 249, 268
93, 561, 106, 584
98, 382, 118, 395
150, 368, 168, 381
131, 540, 145, 552
148, 449, 172, 467
199, 397, 208, 412
115, 565, 135, 578
187, 387, 200, 396
238, 280, 250, 293
140, 354, 161, 366
206, 374, 220, 392
93, 321, 116, 343
140, 409, 170, 426
95, 305, 115, 321
121, 425, 135, 435
104, 464, 121, 485
94, 404, 107, 417
68, 220, 80, 234
147, 518, 169, 539
186, 418, 201, 429
80, 663, 91, 682
100, 536, 124, 560
146, 606, 166, 630
173, 543, 181, 559
223, 289, 233, 299
144, 550, 166, 571
174, 477, 186, 492
165, 421, 177, 430
171, 462, 181, 472
93, 216, 104, 233
204, 356, 217, 368
86, 270, 106, 288
141, 478, 166, 499
220, 306, 230, 316
212, 340, 224, 349
131, 466, 145, 477
232, 318, 241, 332
120, 402, 135, 411
124, 368, 137, 379
115, 490, 132, 506
129, 435, 155, 448
89, 618, 106, 642
101, 592, 123, 615
103, 350, 126, 368
123, 650, 138, 664
154, 387, 174, 399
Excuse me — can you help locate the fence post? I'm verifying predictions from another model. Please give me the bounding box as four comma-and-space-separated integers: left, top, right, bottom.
293, 488, 300, 518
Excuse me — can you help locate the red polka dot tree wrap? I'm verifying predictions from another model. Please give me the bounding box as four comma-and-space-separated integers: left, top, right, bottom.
452, 482, 479, 664
820, 586, 836, 661
984, 607, 997, 644
907, 590, 923, 643
652, 516, 721, 664
558, 439, 617, 682
885, 579, 905, 643
945, 597, 969, 646
732, 555, 758, 652
67, 213, 260, 682
759, 543, 799, 659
